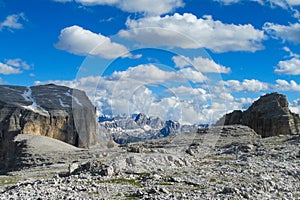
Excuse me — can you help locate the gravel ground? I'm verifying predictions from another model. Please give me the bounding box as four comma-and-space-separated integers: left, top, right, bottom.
1, 125, 299, 199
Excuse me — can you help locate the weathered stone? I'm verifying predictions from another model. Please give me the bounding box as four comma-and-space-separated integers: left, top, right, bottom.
127, 146, 143, 153
217, 93, 300, 137
102, 165, 114, 176
68, 163, 80, 175
0, 84, 99, 171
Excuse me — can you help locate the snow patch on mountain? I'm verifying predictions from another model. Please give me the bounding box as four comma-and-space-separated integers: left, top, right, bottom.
65, 91, 82, 106
21, 87, 49, 116
59, 98, 70, 108
21, 87, 33, 102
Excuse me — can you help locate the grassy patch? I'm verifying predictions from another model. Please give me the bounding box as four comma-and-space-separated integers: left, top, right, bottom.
142, 149, 153, 153
209, 178, 217, 183
115, 193, 122, 196
0, 176, 20, 188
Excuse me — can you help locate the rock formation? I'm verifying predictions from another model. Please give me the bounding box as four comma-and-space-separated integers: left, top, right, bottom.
99, 113, 201, 144
0, 84, 99, 170
134, 113, 148, 127
159, 120, 181, 137
217, 92, 300, 137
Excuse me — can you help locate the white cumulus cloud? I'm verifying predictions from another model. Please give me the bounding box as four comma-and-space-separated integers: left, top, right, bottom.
215, 0, 300, 7
55, 25, 130, 59
263, 22, 300, 44
275, 58, 300, 75
109, 64, 177, 83
275, 79, 300, 91
283, 46, 300, 58
54, 0, 184, 15
290, 98, 300, 113
220, 79, 269, 92
167, 86, 207, 96
0, 58, 33, 75
117, 0, 184, 15
172, 55, 231, 73
0, 62, 22, 75
6, 58, 32, 70
214, 0, 300, 19
109, 64, 208, 84
119, 13, 266, 52
0, 13, 27, 31
177, 68, 208, 83
267, 0, 300, 8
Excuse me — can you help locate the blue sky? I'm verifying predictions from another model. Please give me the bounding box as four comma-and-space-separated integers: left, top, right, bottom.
1, 0, 300, 124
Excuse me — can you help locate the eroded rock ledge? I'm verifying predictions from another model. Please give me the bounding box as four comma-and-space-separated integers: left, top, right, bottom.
217, 92, 300, 137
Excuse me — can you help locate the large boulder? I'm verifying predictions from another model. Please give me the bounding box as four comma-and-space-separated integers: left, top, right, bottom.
217, 92, 300, 137
0, 84, 99, 170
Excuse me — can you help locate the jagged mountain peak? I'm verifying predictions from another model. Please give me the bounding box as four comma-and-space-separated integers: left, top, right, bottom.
134, 113, 148, 126
99, 113, 204, 144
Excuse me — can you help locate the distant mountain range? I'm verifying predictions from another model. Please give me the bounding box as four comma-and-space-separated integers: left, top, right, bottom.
99, 113, 208, 144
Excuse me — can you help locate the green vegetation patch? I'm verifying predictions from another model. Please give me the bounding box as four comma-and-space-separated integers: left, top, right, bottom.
0, 176, 20, 188
209, 178, 217, 183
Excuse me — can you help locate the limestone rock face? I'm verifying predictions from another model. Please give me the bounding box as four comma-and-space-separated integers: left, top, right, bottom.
0, 84, 99, 169
217, 92, 300, 137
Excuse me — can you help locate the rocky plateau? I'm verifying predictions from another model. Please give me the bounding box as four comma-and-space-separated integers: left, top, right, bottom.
0, 90, 299, 199
0, 125, 299, 199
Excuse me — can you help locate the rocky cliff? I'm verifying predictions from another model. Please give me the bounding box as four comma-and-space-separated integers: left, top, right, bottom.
0, 84, 99, 170
217, 92, 300, 137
